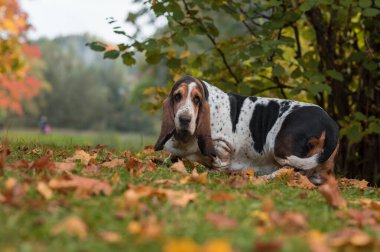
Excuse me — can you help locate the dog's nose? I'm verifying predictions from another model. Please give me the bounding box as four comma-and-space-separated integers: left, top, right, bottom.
179, 115, 191, 125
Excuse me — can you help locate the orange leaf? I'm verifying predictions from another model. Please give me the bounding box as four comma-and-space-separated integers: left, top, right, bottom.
52, 216, 88, 240
319, 176, 347, 209
37, 181, 53, 200
170, 160, 189, 175
49, 174, 113, 197
205, 213, 238, 230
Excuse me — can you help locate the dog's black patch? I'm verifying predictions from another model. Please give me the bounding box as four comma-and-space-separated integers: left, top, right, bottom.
250, 100, 280, 153
249, 96, 258, 103
228, 92, 247, 132
279, 100, 292, 117
274, 106, 339, 163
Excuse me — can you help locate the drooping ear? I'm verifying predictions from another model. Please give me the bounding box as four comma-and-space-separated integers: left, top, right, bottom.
154, 98, 175, 151
196, 100, 216, 158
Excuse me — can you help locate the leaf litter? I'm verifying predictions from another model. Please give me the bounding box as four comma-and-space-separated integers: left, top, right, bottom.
1, 145, 379, 251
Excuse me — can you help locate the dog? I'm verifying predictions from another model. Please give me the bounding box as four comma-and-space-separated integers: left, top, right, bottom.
154, 76, 339, 185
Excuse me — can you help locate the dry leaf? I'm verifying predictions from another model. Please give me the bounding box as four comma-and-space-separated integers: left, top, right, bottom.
170, 160, 189, 175
270, 211, 308, 233
336, 208, 379, 228
65, 150, 97, 165
98, 231, 121, 243
37, 181, 53, 200
327, 227, 373, 248
49, 174, 113, 197
163, 238, 199, 252
30, 156, 56, 171
202, 239, 233, 252
253, 239, 283, 252
127, 216, 162, 240
338, 178, 369, 190
1, 178, 28, 205
209, 192, 234, 202
52, 216, 88, 240
287, 172, 316, 190
181, 169, 208, 185
101, 158, 125, 168
205, 213, 238, 230
54, 162, 76, 172
124, 185, 196, 207
164, 189, 197, 207
319, 176, 347, 209
307, 230, 332, 252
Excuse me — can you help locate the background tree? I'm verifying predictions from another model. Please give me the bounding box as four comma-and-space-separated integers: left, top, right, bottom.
9, 35, 156, 134
0, 0, 42, 114
91, 0, 380, 183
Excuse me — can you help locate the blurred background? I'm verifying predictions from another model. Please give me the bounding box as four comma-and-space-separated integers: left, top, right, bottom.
1, 0, 169, 149
1, 0, 379, 183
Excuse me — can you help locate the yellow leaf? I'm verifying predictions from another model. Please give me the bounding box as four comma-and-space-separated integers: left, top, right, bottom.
37, 181, 53, 200
52, 216, 88, 240
98, 231, 121, 243
179, 50, 191, 59
163, 238, 199, 252
201, 239, 233, 252
65, 150, 97, 165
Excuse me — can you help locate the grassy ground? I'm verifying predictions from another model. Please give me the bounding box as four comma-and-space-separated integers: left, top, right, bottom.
0, 129, 156, 150
0, 133, 379, 252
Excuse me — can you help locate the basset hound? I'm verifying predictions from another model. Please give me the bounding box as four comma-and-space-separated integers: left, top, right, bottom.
154, 76, 340, 185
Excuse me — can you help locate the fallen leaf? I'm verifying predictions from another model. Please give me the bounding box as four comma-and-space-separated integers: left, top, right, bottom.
164, 189, 197, 207
101, 158, 125, 168
270, 211, 308, 233
98, 231, 121, 243
30, 156, 56, 172
336, 208, 379, 228
52, 216, 87, 240
1, 178, 28, 205
170, 160, 189, 175
205, 213, 238, 230
54, 162, 76, 172
287, 172, 316, 190
307, 230, 331, 252
209, 192, 234, 202
319, 176, 347, 209
327, 227, 373, 248
127, 216, 162, 240
181, 169, 208, 185
124, 185, 196, 207
338, 178, 369, 190
49, 174, 113, 197
163, 238, 199, 252
272, 167, 295, 179
253, 239, 283, 252
65, 150, 97, 165
202, 239, 233, 252
37, 181, 53, 200
81, 164, 100, 176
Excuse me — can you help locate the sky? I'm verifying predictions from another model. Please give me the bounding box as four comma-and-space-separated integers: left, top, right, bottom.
20, 0, 164, 43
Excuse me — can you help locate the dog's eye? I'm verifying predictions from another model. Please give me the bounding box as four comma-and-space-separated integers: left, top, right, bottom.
193, 96, 200, 104
174, 93, 182, 102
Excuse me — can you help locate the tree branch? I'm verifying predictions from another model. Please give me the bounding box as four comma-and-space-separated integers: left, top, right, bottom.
181, 0, 241, 85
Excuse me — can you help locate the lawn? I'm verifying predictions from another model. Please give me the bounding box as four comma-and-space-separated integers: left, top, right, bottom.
0, 132, 379, 252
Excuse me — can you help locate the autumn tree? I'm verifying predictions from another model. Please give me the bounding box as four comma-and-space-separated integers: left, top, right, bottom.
90, 0, 380, 184
0, 0, 41, 114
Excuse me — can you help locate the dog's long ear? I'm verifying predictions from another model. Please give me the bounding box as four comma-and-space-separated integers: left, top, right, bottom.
196, 98, 216, 158
154, 98, 175, 151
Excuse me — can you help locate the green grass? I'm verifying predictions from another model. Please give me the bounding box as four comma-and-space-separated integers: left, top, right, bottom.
0, 135, 379, 252
1, 129, 156, 151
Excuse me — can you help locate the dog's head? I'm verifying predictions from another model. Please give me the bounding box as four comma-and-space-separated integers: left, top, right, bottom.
154, 76, 216, 157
